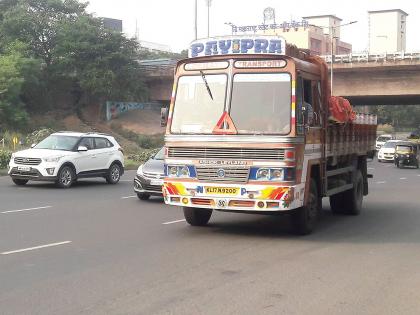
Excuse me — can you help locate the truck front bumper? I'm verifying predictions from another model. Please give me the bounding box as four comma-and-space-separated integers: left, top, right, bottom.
163, 181, 305, 212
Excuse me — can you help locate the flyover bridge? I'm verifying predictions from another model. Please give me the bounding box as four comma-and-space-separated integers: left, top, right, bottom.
140, 52, 420, 106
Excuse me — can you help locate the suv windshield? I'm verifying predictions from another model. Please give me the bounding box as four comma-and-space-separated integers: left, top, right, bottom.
171, 74, 227, 134
230, 73, 291, 134
34, 135, 79, 151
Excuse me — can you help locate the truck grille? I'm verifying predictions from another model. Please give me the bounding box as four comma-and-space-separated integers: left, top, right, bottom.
14, 157, 42, 165
196, 166, 250, 184
168, 147, 285, 161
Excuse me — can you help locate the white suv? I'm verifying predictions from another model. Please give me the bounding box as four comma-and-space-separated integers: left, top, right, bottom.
8, 131, 124, 188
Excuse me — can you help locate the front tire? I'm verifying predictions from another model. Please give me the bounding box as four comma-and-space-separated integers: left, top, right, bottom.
137, 193, 150, 200
291, 179, 319, 235
106, 163, 121, 184
183, 207, 212, 226
12, 178, 28, 186
56, 166, 75, 188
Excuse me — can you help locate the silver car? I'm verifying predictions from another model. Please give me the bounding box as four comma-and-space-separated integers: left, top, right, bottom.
134, 147, 164, 200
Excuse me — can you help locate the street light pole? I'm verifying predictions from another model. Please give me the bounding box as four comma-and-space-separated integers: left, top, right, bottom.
329, 20, 357, 96
194, 0, 197, 40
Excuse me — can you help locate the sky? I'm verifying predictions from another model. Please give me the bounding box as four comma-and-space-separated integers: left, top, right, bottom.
84, 0, 420, 53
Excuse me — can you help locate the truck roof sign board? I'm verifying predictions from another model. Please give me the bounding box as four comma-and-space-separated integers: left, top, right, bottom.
189, 36, 286, 58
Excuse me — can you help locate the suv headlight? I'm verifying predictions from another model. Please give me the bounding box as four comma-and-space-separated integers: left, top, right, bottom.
43, 156, 63, 163
137, 164, 144, 175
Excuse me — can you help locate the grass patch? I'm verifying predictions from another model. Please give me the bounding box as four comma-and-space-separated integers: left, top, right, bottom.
125, 158, 140, 170
0, 168, 8, 176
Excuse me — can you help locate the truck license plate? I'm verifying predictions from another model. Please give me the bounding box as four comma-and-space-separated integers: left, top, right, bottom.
205, 187, 239, 195
18, 166, 31, 172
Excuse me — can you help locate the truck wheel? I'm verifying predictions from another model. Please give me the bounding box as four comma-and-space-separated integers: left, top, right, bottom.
291, 179, 319, 235
329, 193, 346, 214
183, 207, 212, 226
12, 178, 28, 186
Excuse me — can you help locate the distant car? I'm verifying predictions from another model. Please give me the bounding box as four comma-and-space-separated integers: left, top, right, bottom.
408, 129, 420, 139
376, 134, 394, 150
8, 131, 124, 188
134, 147, 164, 200
377, 140, 401, 162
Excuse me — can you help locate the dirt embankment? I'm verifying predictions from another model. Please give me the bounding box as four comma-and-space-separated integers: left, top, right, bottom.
107, 109, 165, 135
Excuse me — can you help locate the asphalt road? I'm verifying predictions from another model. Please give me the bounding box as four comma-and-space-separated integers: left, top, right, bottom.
1, 160, 420, 315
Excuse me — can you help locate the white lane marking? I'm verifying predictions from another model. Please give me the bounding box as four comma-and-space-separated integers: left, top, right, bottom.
1, 206, 52, 214
376, 181, 387, 184
120, 180, 133, 182
121, 195, 136, 199
1, 241, 72, 255
367, 167, 375, 170
162, 219, 186, 225
400, 177, 407, 180
417, 175, 420, 177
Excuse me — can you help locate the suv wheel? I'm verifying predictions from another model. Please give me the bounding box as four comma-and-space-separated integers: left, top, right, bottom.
106, 163, 121, 184
137, 193, 150, 200
56, 166, 75, 188
12, 178, 29, 186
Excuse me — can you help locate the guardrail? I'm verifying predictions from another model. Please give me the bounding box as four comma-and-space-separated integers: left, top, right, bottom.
321, 51, 420, 63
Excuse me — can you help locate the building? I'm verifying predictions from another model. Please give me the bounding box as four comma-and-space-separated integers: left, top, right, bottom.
101, 17, 123, 32
231, 14, 352, 56
368, 9, 408, 54
138, 40, 172, 53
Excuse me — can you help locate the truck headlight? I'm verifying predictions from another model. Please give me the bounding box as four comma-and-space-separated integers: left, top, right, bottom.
256, 168, 270, 180
167, 165, 191, 178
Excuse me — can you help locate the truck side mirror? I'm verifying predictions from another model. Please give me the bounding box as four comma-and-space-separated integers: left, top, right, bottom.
161, 107, 169, 127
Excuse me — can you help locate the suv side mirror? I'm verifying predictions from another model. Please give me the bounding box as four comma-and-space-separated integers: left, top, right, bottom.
160, 107, 169, 127
31, 143, 36, 148
78, 145, 88, 152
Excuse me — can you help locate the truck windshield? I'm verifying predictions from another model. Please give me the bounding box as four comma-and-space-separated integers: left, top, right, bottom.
230, 73, 291, 134
171, 74, 227, 134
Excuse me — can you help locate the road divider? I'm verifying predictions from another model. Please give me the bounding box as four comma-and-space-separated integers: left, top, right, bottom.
121, 195, 136, 199
162, 219, 186, 225
1, 241, 72, 255
1, 206, 52, 214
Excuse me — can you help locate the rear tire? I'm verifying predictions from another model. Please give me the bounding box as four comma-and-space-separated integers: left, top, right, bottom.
12, 178, 28, 186
106, 163, 121, 184
183, 207, 212, 226
291, 179, 319, 235
137, 193, 150, 200
330, 170, 363, 215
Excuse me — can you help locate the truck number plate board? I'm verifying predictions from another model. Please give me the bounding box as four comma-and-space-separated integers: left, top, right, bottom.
205, 187, 239, 195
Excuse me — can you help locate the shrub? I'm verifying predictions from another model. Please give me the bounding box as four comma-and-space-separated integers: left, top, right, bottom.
0, 150, 12, 169
26, 128, 55, 145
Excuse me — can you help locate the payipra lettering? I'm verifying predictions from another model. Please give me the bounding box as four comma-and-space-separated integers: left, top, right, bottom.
190, 39, 284, 57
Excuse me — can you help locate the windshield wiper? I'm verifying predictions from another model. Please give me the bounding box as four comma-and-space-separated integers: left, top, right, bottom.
200, 71, 213, 100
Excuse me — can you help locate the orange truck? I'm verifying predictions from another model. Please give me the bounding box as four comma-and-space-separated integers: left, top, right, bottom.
161, 35, 376, 234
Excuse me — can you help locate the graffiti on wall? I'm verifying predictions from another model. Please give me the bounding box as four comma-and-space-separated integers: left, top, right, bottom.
106, 101, 160, 121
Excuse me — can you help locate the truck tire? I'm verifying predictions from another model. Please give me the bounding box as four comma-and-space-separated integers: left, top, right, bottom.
183, 207, 212, 226
330, 170, 363, 215
291, 179, 319, 235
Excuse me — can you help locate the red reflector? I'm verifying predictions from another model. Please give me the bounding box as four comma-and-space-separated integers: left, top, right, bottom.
285, 150, 294, 159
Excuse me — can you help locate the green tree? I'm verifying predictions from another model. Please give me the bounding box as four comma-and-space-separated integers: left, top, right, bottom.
0, 42, 40, 129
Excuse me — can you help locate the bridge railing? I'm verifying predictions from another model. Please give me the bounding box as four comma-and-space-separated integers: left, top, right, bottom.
138, 59, 178, 75
322, 51, 420, 63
